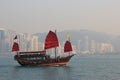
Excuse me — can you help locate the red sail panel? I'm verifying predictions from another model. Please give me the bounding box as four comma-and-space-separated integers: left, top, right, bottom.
64, 41, 72, 53
12, 42, 19, 52
44, 30, 59, 50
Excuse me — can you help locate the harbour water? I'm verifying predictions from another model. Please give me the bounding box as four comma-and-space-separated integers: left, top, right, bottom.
0, 54, 120, 80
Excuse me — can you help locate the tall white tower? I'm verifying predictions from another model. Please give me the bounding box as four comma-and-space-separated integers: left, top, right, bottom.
77, 40, 81, 53
85, 36, 89, 51
31, 36, 39, 51
90, 40, 96, 54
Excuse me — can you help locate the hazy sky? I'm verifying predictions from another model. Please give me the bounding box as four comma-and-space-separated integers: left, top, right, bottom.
0, 0, 120, 35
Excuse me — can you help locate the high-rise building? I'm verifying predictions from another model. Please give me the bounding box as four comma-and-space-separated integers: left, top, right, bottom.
30, 36, 39, 51
23, 33, 32, 51
18, 33, 27, 51
6, 29, 16, 52
77, 40, 81, 53
38, 42, 44, 50
82, 36, 90, 54
0, 28, 16, 53
90, 40, 96, 54
0, 28, 5, 52
96, 43, 100, 53
85, 36, 89, 51
99, 43, 114, 53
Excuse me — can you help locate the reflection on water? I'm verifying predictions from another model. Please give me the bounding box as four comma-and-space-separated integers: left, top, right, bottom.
10, 66, 73, 80
1, 55, 120, 80
0, 56, 74, 80
42, 66, 72, 80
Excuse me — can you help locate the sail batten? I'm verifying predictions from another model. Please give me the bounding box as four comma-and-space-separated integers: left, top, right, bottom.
44, 30, 59, 50
64, 41, 72, 53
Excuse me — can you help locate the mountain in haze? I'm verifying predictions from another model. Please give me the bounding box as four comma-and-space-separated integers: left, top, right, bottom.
34, 29, 115, 47
34, 29, 120, 52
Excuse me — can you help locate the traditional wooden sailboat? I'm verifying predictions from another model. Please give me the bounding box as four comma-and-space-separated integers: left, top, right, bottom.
12, 30, 75, 66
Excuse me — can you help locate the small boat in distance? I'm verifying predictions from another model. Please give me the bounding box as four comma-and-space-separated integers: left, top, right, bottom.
12, 30, 75, 66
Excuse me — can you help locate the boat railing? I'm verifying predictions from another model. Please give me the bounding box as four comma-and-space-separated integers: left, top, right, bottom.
18, 50, 46, 55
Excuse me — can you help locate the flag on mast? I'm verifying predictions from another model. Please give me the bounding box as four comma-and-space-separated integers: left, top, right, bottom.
14, 35, 17, 39
66, 33, 70, 39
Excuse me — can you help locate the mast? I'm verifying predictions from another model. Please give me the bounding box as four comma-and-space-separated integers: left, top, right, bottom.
55, 30, 57, 61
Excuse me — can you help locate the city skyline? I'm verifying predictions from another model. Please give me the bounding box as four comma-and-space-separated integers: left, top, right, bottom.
0, 0, 120, 35
0, 28, 117, 54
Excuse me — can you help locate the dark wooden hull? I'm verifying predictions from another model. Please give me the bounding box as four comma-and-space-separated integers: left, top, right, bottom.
14, 54, 74, 66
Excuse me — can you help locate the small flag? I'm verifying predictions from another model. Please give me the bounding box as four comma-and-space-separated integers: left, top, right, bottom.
66, 33, 70, 39
14, 35, 17, 39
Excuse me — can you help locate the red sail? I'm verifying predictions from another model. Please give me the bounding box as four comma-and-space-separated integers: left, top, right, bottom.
12, 42, 19, 52
64, 41, 72, 53
44, 30, 59, 50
